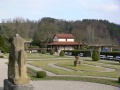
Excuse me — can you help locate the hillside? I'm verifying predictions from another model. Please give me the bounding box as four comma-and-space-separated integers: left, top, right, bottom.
0, 17, 119, 47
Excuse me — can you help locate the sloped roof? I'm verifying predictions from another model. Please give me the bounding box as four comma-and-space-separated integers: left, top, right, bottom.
54, 34, 74, 39
47, 42, 79, 46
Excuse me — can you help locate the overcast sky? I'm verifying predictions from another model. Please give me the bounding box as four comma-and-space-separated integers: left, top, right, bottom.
0, 0, 119, 24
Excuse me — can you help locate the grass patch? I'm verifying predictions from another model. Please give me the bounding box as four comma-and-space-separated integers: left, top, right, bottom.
28, 59, 119, 78
56, 62, 106, 72
27, 53, 74, 59
28, 54, 120, 87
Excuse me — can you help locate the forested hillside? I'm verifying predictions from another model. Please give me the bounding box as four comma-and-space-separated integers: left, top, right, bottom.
0, 17, 119, 47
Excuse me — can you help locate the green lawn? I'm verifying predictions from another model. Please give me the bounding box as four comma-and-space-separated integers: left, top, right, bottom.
27, 53, 119, 87
28, 58, 119, 78
27, 53, 74, 59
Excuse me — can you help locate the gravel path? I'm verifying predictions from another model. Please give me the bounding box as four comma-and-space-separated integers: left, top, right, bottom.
0, 58, 8, 90
27, 64, 57, 76
31, 80, 118, 90
0, 58, 118, 90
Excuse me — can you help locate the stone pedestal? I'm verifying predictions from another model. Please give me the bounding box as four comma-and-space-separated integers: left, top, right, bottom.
74, 60, 81, 66
4, 79, 33, 90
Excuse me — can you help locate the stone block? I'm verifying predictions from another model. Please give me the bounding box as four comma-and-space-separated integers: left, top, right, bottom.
4, 79, 33, 90
74, 60, 81, 66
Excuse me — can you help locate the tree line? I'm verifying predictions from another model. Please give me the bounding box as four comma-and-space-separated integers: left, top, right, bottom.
0, 17, 119, 48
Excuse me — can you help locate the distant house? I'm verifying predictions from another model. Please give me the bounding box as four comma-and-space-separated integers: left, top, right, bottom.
47, 34, 79, 53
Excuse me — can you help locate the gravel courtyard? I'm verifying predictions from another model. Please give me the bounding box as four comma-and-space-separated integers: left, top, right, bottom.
0, 58, 119, 90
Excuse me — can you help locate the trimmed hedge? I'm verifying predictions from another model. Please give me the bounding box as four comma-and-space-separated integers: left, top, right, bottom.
36, 71, 46, 78
119, 77, 120, 83
59, 50, 64, 57
28, 46, 39, 48
92, 51, 99, 61
100, 52, 120, 57
42, 49, 46, 54
0, 56, 4, 58
50, 49, 55, 55
64, 50, 91, 57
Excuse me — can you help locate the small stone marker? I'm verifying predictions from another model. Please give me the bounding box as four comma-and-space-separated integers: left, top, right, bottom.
74, 56, 81, 66
4, 34, 33, 90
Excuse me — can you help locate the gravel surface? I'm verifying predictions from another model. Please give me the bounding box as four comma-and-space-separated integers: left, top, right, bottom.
27, 63, 57, 76
31, 80, 118, 90
0, 58, 8, 90
0, 58, 119, 90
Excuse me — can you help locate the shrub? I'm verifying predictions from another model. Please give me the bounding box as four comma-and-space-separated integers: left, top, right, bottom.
36, 71, 46, 78
3, 46, 11, 53
0, 47, 5, 53
100, 52, 120, 57
63, 50, 91, 57
0, 35, 5, 47
42, 49, 46, 54
0, 56, 4, 58
92, 51, 99, 61
50, 49, 55, 55
72, 51, 78, 56
28, 46, 39, 48
59, 50, 64, 57
118, 60, 120, 63
119, 77, 120, 83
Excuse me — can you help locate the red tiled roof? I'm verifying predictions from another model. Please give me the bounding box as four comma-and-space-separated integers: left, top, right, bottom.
54, 34, 74, 39
47, 42, 79, 45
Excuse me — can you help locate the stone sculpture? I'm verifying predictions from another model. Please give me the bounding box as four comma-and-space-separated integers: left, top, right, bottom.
8, 34, 30, 85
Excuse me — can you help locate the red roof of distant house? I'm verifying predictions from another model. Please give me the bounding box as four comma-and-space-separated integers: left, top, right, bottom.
54, 34, 74, 39
47, 42, 79, 46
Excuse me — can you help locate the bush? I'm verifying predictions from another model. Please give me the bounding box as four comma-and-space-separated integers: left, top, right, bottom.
0, 56, 4, 58
119, 77, 120, 83
100, 52, 120, 57
92, 51, 99, 61
59, 50, 64, 57
0, 47, 5, 53
64, 50, 91, 57
0, 35, 5, 47
50, 49, 55, 55
0, 45, 11, 53
36, 71, 46, 78
28, 46, 39, 48
4, 46, 11, 53
118, 60, 120, 63
42, 49, 46, 54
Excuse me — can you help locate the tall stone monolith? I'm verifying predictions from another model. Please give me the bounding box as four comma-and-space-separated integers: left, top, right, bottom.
4, 34, 33, 90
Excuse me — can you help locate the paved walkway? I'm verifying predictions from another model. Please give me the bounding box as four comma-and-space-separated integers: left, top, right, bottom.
0, 58, 119, 90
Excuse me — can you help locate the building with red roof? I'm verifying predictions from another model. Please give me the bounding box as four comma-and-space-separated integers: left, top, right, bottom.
47, 34, 79, 53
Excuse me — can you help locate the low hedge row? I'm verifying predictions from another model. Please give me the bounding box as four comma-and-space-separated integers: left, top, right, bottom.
100, 52, 120, 57
28, 46, 39, 48
63, 50, 91, 57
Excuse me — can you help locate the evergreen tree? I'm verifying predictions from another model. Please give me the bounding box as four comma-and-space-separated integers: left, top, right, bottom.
59, 50, 64, 57
92, 51, 99, 61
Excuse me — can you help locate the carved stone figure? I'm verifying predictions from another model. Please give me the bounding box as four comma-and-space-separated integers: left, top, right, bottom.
8, 34, 30, 85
